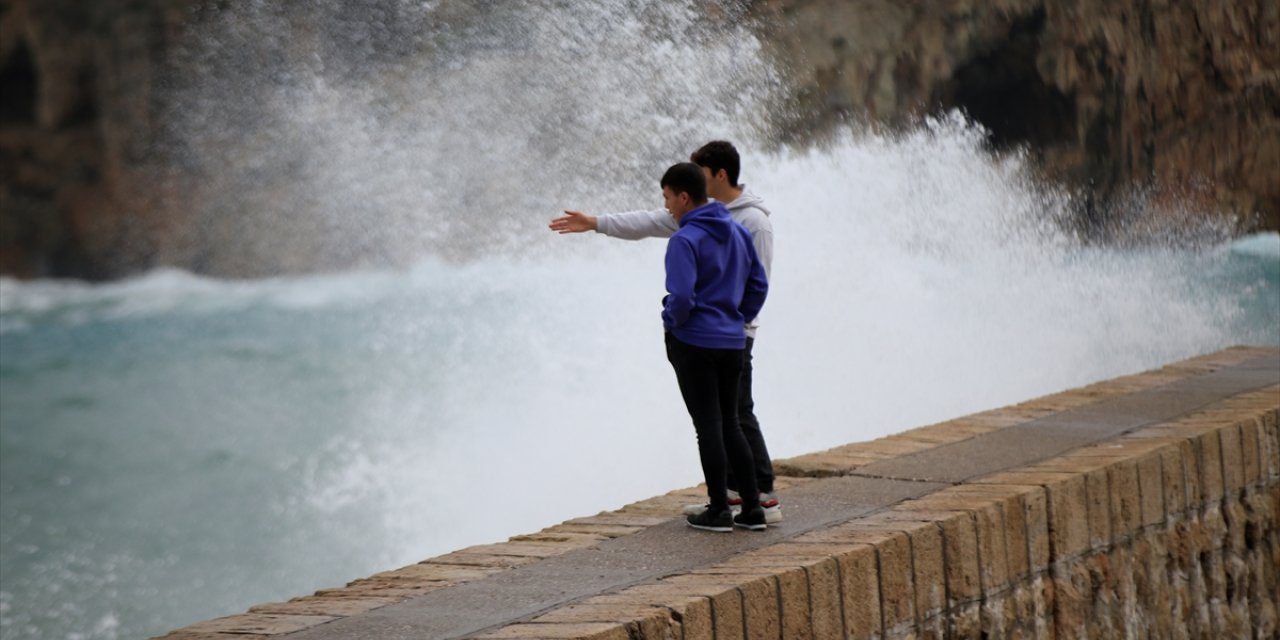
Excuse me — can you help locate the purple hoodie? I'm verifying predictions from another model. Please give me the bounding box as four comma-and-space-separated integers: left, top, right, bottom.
662, 201, 768, 349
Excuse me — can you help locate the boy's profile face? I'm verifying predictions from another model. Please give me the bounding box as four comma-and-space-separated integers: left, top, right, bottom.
663, 186, 693, 221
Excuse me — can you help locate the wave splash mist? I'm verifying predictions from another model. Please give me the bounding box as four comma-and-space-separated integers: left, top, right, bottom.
157, 0, 782, 274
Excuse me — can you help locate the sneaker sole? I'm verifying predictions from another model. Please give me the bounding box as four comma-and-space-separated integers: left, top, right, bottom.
734, 521, 767, 531
685, 505, 782, 524
687, 522, 733, 533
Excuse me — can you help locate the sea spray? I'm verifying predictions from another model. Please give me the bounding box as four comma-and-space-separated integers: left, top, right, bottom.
157, 0, 784, 274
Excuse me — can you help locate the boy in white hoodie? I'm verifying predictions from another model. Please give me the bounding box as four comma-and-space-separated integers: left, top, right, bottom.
549, 141, 781, 523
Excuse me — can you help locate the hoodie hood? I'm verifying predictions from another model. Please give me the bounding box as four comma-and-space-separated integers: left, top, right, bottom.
678, 201, 734, 242
725, 186, 771, 217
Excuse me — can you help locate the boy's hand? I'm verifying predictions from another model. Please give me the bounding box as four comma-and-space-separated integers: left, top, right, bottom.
549, 210, 598, 234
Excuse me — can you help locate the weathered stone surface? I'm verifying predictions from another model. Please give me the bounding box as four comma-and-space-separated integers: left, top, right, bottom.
806, 557, 844, 640
471, 622, 631, 639
882, 508, 982, 608
833, 543, 882, 640
177, 614, 338, 635
248, 596, 398, 617
756, 0, 1280, 235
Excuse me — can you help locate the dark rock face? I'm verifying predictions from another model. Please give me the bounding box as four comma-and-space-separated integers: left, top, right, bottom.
754, 0, 1280, 237
1, 0, 1276, 279
0, 0, 194, 279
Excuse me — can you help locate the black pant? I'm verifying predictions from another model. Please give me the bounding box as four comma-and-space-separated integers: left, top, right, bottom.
728, 337, 775, 494
665, 333, 760, 512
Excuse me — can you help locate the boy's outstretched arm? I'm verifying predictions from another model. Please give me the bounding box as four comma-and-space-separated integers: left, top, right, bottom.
549, 210, 598, 234
550, 208, 677, 240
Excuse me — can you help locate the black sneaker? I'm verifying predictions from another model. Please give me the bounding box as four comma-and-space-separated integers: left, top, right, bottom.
686, 507, 734, 532
734, 506, 768, 531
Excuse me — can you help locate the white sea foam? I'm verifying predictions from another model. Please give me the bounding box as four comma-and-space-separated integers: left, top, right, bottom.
1231, 232, 1280, 258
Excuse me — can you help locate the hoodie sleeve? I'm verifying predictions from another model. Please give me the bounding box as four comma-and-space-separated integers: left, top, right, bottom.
596, 208, 678, 240
662, 236, 697, 329
739, 237, 768, 324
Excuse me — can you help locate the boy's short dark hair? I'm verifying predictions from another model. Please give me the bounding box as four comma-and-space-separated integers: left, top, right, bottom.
660, 163, 708, 204
690, 140, 740, 187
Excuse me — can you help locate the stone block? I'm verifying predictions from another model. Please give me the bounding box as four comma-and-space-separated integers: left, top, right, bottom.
947, 485, 1038, 583
774, 450, 882, 477
471, 622, 630, 639
1239, 417, 1263, 488
874, 530, 916, 629
895, 492, 1008, 596
584, 590, 713, 640
806, 557, 845, 640
884, 508, 983, 606
1137, 452, 1166, 527
834, 542, 883, 640
177, 614, 339, 636
1021, 487, 1052, 574
458, 542, 581, 559
1159, 444, 1189, 517
549, 523, 647, 538
370, 563, 500, 583
561, 513, 671, 528
508, 531, 609, 546
1084, 467, 1113, 550
979, 471, 1090, 562
1181, 437, 1206, 509
529, 601, 670, 627
1219, 422, 1245, 497
844, 514, 947, 619
313, 581, 446, 600
654, 577, 744, 640
248, 596, 398, 617
1108, 459, 1143, 540
1199, 429, 1226, 504
733, 542, 854, 568
426, 553, 541, 569
740, 575, 781, 640
534, 604, 675, 639
772, 567, 812, 640
905, 522, 946, 619
153, 633, 264, 640
1261, 411, 1280, 481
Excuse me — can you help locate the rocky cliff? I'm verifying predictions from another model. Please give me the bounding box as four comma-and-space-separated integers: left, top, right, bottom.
2, 0, 1277, 279
755, 0, 1279, 237
0, 0, 196, 279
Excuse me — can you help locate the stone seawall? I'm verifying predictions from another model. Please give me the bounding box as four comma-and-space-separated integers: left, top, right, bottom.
157, 346, 1279, 639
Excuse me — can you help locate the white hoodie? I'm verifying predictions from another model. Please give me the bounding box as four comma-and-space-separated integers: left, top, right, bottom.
595, 187, 774, 337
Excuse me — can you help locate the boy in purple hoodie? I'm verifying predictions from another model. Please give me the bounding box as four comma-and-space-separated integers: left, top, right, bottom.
659, 163, 770, 532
